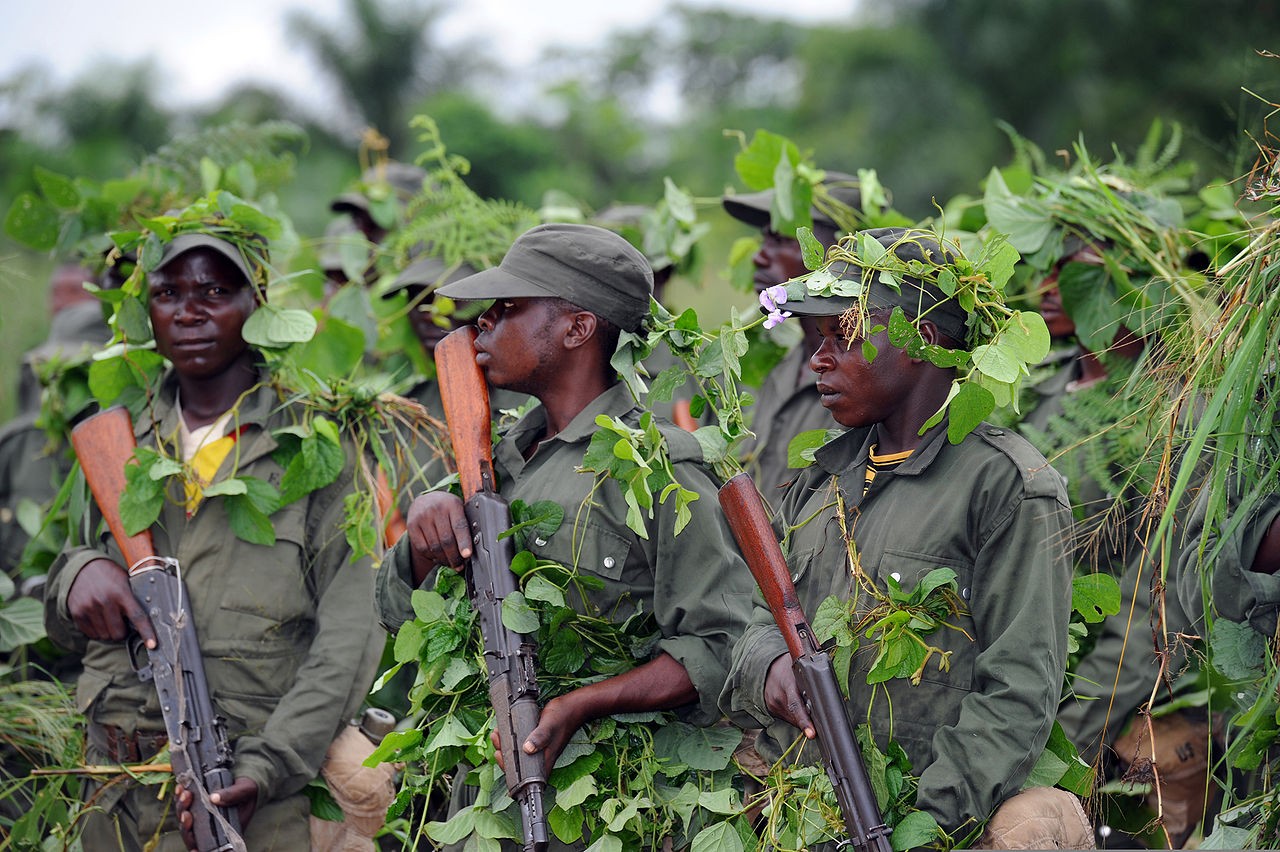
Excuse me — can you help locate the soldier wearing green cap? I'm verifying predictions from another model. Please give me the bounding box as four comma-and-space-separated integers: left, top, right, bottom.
374, 223, 754, 829
722, 172, 867, 499
44, 223, 383, 850
720, 228, 1090, 847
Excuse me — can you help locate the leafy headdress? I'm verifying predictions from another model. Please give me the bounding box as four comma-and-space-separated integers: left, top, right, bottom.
772, 225, 1051, 443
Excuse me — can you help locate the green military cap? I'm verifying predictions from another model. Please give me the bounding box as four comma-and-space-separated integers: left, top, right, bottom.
155, 232, 261, 287
722, 170, 864, 231
437, 223, 653, 332
783, 227, 972, 343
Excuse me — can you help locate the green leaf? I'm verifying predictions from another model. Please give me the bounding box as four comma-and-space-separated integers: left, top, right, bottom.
147, 457, 184, 481
1057, 262, 1125, 352
982, 168, 1053, 254
412, 590, 447, 623
280, 425, 345, 504
425, 807, 476, 844
291, 314, 366, 378
1071, 573, 1121, 624
523, 574, 564, 607
393, 620, 424, 663
797, 226, 825, 270
787, 429, 829, 470
440, 656, 475, 691
970, 342, 1022, 384
543, 626, 587, 675
691, 821, 745, 852
891, 810, 942, 851
303, 779, 344, 822
225, 493, 276, 546
914, 567, 958, 600
647, 364, 687, 404
555, 772, 597, 810
548, 804, 585, 844
1210, 619, 1267, 681
3, 192, 59, 250
813, 595, 849, 645
733, 129, 798, 191
0, 598, 47, 652
34, 166, 81, 209
426, 715, 478, 752
677, 724, 743, 771
501, 591, 539, 634
241, 305, 317, 348
999, 311, 1051, 363
116, 295, 154, 343
119, 462, 165, 536
584, 835, 624, 852
946, 381, 995, 444
201, 478, 247, 498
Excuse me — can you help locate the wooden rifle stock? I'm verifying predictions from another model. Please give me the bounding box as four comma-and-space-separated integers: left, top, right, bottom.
717, 473, 815, 660
435, 325, 493, 501
70, 407, 158, 570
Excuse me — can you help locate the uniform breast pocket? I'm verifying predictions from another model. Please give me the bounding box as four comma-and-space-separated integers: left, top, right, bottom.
874, 549, 976, 691
211, 505, 313, 635
528, 519, 633, 602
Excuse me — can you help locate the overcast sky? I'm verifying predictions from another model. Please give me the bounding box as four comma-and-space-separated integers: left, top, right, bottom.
1, 0, 854, 111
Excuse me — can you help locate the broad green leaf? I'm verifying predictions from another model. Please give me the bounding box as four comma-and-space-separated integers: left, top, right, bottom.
982, 168, 1053, 254
733, 129, 798, 190
946, 381, 995, 444
999, 311, 1051, 363
34, 166, 81, 209
891, 810, 942, 851
0, 598, 47, 652
303, 779, 344, 822
1209, 619, 1266, 681
472, 807, 518, 840
584, 835, 624, 852
970, 342, 1022, 384
1200, 822, 1257, 851
797, 226, 824, 270
393, 620, 424, 663
543, 627, 587, 675
691, 821, 745, 852
241, 304, 317, 348
3, 193, 59, 250
787, 429, 829, 470
199, 157, 222, 194
411, 590, 447, 623
914, 567, 958, 600
147, 457, 185, 481
202, 478, 248, 498
647, 364, 687, 404
440, 657, 475, 691
1057, 262, 1125, 352
1071, 573, 1121, 624
1022, 741, 1070, 789
548, 805, 585, 843
677, 724, 742, 771
425, 807, 476, 844
501, 591, 539, 634
120, 463, 165, 536
426, 716, 477, 752
691, 426, 729, 466
291, 314, 365, 377
116, 295, 154, 343
421, 621, 463, 662
663, 176, 696, 224
813, 596, 849, 645
555, 772, 597, 810
225, 494, 276, 546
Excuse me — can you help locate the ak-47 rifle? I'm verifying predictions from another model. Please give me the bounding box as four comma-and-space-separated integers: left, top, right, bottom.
435, 326, 549, 852
718, 472, 892, 852
71, 407, 245, 852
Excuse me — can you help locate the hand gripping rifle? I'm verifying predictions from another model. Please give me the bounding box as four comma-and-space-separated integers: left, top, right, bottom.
718, 473, 892, 852
435, 327, 549, 852
71, 407, 245, 852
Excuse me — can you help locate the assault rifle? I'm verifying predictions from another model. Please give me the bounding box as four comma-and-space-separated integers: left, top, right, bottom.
71, 407, 245, 852
435, 326, 549, 852
718, 473, 892, 852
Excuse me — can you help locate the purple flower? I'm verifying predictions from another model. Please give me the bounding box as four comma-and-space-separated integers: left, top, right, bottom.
759, 285, 789, 313
764, 308, 792, 329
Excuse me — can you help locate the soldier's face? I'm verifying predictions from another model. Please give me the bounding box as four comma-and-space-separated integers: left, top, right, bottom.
473, 297, 564, 395
405, 287, 452, 355
149, 249, 257, 380
752, 229, 808, 293
809, 312, 909, 429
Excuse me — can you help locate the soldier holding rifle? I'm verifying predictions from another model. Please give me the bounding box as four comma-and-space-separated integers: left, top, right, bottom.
720, 227, 1092, 847
43, 221, 383, 850
374, 223, 754, 845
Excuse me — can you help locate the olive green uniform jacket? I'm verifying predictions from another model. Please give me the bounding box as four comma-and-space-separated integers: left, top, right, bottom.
1177, 487, 1280, 637
737, 344, 832, 502
0, 412, 66, 578
377, 381, 755, 724
721, 421, 1073, 835
45, 370, 384, 837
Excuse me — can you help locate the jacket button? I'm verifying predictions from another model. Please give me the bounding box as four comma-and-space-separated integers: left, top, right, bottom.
890, 572, 901, 582
534, 537, 547, 547
961, 587, 971, 599
603, 556, 616, 569
987, 428, 1004, 437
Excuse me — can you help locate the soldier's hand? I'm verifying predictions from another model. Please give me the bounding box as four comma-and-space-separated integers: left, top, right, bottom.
406, 491, 471, 584
66, 557, 157, 647
764, 653, 815, 739
519, 692, 587, 774
177, 776, 258, 850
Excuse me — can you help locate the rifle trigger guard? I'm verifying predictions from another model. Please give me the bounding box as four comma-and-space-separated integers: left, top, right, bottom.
127, 634, 154, 682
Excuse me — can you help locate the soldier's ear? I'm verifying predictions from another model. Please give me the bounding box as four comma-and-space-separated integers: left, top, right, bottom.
561, 310, 598, 351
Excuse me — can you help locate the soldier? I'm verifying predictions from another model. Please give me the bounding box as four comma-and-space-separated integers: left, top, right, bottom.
721, 227, 1090, 847
722, 172, 866, 498
374, 223, 754, 835
43, 225, 384, 850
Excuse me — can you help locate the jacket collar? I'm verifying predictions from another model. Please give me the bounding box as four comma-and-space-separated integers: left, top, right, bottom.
814, 418, 951, 480
143, 365, 282, 466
